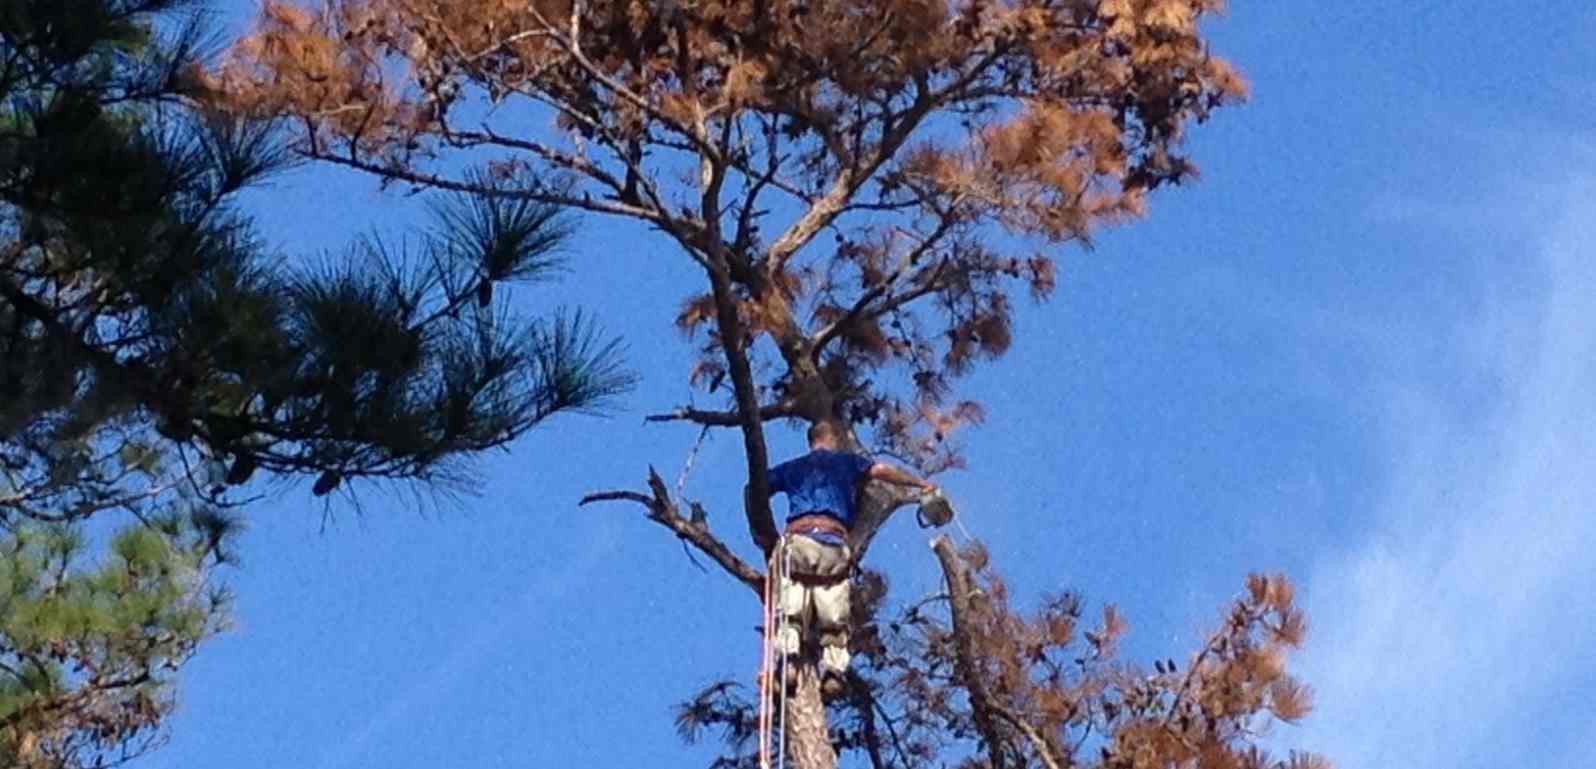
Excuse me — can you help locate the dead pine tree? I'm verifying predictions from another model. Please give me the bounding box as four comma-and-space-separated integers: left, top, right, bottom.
209, 2, 1329, 767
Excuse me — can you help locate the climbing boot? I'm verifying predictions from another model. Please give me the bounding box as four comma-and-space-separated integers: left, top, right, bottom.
820, 670, 847, 700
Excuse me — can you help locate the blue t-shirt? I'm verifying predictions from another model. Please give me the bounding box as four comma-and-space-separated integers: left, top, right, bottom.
767, 449, 874, 530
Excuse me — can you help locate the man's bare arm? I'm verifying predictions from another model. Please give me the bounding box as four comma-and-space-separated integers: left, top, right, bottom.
868, 462, 936, 492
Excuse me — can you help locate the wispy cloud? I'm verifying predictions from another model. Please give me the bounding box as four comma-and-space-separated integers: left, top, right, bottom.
311, 521, 620, 769
1295, 165, 1596, 768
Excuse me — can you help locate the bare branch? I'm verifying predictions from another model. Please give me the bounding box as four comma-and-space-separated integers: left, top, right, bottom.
764, 41, 1007, 271
810, 218, 959, 361
644, 400, 799, 427
525, 3, 721, 162
990, 703, 1067, 769
578, 490, 653, 506
581, 467, 764, 596
303, 150, 715, 262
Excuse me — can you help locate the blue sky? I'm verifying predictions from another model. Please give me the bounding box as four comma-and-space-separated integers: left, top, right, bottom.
141, 2, 1595, 768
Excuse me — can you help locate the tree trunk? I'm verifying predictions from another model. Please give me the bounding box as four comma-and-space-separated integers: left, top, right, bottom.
783, 662, 837, 769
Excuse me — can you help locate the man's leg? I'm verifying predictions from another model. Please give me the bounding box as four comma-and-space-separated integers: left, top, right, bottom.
775, 538, 809, 659
781, 534, 852, 682
812, 578, 851, 676
776, 568, 807, 659
801, 537, 852, 681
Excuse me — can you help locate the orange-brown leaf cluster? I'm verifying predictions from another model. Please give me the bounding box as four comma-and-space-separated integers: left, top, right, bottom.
213, 1, 1245, 474
678, 552, 1329, 769
841, 560, 1330, 769
206, 9, 1302, 769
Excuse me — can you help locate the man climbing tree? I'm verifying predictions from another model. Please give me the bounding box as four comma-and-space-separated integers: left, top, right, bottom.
763, 421, 935, 697
212, 2, 1332, 768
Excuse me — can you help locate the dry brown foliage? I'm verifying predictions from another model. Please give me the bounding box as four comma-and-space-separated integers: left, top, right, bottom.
210, 4, 1298, 768
212, 0, 1246, 494
679, 546, 1330, 769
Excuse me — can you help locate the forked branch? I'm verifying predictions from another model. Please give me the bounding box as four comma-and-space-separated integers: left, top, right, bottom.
581, 467, 764, 596
644, 400, 800, 427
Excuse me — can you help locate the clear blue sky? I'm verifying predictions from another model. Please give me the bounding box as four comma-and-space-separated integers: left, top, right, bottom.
145, 3, 1596, 768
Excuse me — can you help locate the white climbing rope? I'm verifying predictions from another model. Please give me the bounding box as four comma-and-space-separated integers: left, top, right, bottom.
758, 541, 776, 769
776, 540, 792, 769
756, 535, 799, 769
674, 424, 711, 499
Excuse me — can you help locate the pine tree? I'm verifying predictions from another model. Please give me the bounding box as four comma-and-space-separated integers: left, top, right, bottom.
210, 2, 1329, 767
0, 0, 634, 529
0, 1, 632, 764
0, 515, 235, 768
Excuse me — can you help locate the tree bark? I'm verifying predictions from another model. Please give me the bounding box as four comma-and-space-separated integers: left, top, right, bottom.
782, 662, 838, 769
704, 258, 781, 554
931, 535, 1013, 769
849, 482, 920, 564
930, 536, 1067, 769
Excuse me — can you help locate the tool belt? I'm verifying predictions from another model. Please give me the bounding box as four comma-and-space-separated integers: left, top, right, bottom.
785, 513, 848, 539
781, 514, 851, 584
784, 569, 849, 587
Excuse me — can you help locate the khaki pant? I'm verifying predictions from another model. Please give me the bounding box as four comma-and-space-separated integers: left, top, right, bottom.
774, 534, 851, 675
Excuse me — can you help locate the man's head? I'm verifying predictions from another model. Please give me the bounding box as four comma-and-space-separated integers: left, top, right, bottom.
807, 420, 843, 451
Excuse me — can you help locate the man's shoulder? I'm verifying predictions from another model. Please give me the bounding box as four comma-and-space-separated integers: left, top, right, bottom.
810, 448, 857, 459
771, 452, 816, 475
815, 449, 873, 472
780, 449, 873, 475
